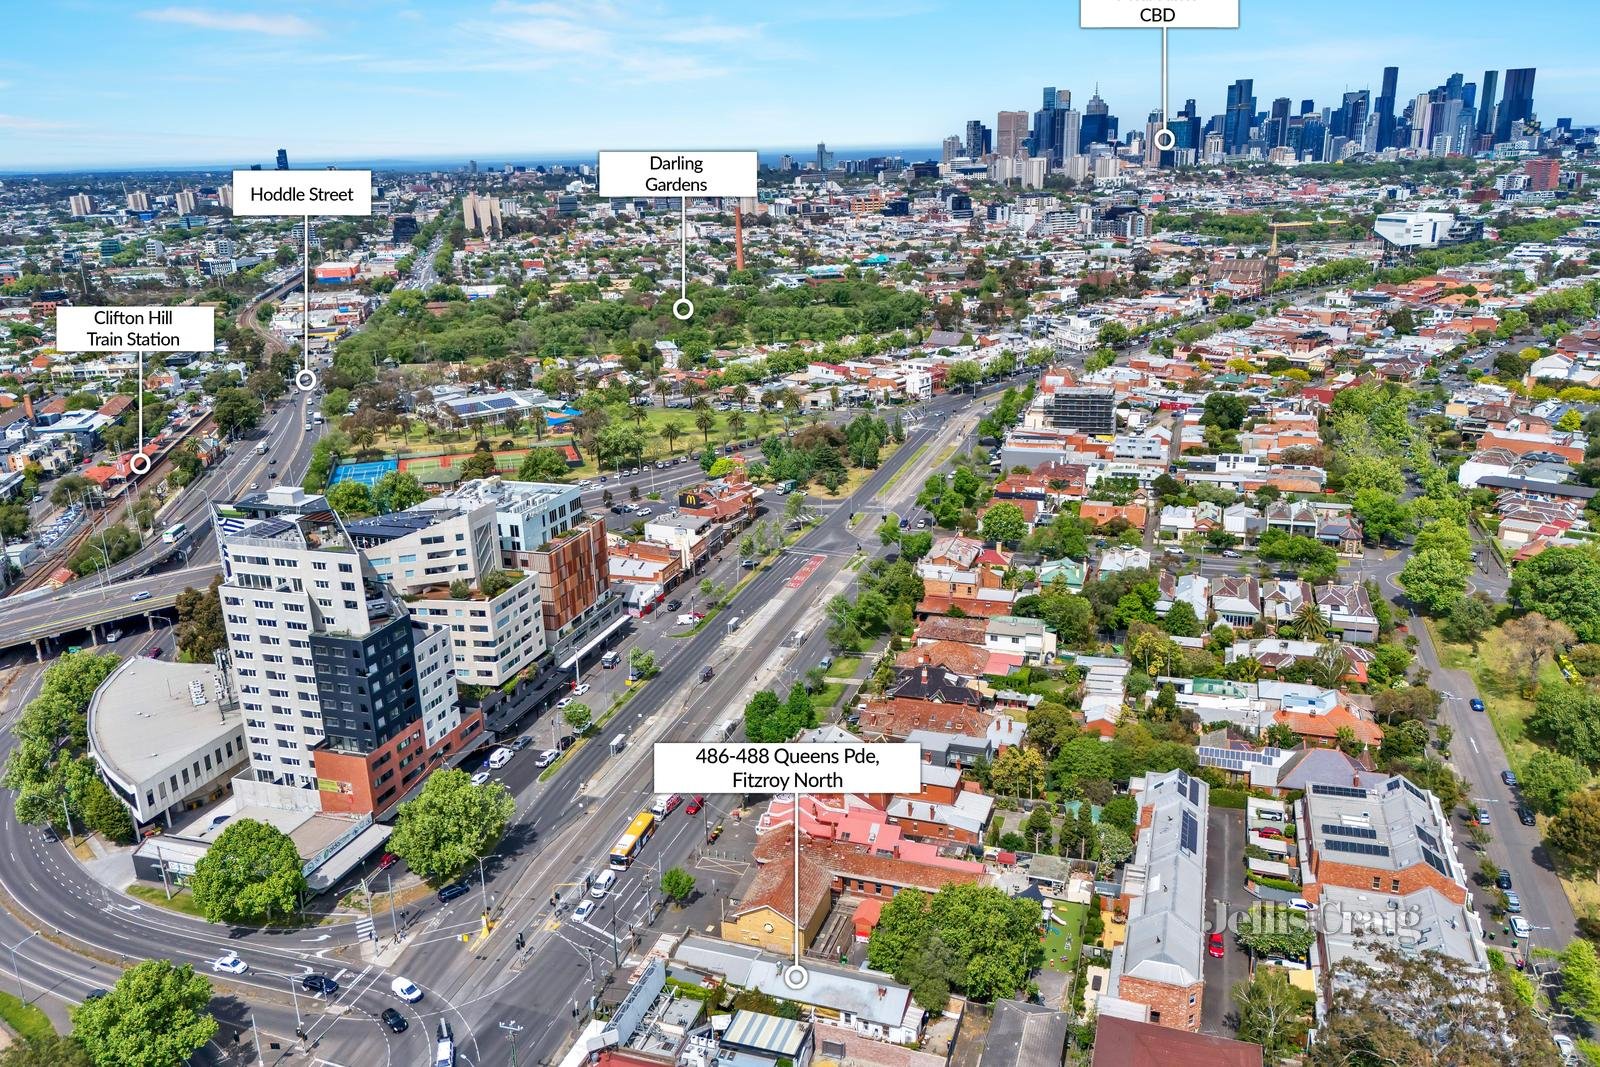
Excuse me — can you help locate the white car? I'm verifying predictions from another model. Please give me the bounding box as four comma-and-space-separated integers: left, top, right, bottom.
487, 747, 513, 769
573, 683, 592, 697
211, 953, 248, 975
573, 899, 597, 922
470, 770, 492, 786
390, 976, 423, 1003
534, 750, 558, 768
1509, 916, 1531, 939
555, 697, 573, 710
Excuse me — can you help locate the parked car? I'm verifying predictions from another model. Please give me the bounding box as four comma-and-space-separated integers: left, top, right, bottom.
1256, 826, 1284, 839
1221, 549, 1241, 558
1470, 698, 1486, 712
381, 1007, 408, 1033
211, 953, 248, 975
651, 794, 682, 817
510, 735, 534, 751
391, 977, 423, 1003
143, 647, 162, 658
1208, 932, 1225, 958
1509, 916, 1531, 939
665, 599, 682, 612
555, 697, 573, 710
1496, 868, 1513, 890
1518, 806, 1538, 826
438, 880, 471, 903
1503, 891, 1522, 914
377, 852, 398, 871
1502, 770, 1518, 787
535, 749, 558, 768
1476, 807, 1491, 824
557, 734, 575, 751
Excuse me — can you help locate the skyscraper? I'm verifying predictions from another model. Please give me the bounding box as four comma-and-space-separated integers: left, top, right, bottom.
1476, 69, 1499, 146
1265, 97, 1292, 147
1222, 78, 1255, 155
1375, 66, 1399, 150
964, 120, 991, 159
1081, 88, 1116, 148
275, 148, 288, 170
996, 111, 1029, 159
816, 142, 833, 172
941, 135, 961, 164
1496, 67, 1536, 143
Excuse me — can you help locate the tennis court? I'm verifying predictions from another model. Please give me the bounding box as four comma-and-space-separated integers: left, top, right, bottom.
329, 458, 398, 488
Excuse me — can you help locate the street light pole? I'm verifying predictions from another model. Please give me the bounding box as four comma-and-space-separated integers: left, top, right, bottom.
499, 1020, 524, 1067
9, 931, 39, 1001
477, 855, 490, 917
287, 974, 301, 1029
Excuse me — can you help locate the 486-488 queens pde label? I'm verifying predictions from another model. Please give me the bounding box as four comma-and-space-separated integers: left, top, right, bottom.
653, 743, 922, 795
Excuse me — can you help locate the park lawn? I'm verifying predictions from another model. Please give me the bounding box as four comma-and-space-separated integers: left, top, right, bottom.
1426, 620, 1564, 777
1041, 900, 1089, 974
826, 656, 863, 679
811, 682, 848, 712
0, 990, 55, 1042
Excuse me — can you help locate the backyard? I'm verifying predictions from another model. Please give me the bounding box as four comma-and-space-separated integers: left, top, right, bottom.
1040, 900, 1089, 975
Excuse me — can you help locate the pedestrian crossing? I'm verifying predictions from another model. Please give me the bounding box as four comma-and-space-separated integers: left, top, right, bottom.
356, 916, 376, 942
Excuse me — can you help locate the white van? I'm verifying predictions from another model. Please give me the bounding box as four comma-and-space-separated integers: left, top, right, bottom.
590, 870, 617, 899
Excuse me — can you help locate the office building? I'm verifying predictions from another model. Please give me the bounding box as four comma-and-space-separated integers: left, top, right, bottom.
216, 488, 480, 816
1476, 69, 1499, 147
996, 110, 1029, 159
1374, 66, 1399, 150
68, 193, 92, 216
1081, 89, 1116, 147
1222, 78, 1255, 155
275, 148, 289, 170
1496, 67, 1536, 143
964, 119, 991, 160
815, 142, 833, 172
1264, 97, 1291, 148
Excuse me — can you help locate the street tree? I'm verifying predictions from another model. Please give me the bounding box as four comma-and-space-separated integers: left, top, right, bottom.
1520, 750, 1589, 815
174, 577, 226, 661
1231, 967, 1307, 1064
386, 768, 515, 883
70, 959, 217, 1067
211, 388, 263, 438
188, 818, 308, 925
563, 702, 594, 734
1397, 548, 1469, 615
1550, 938, 1600, 1023
659, 867, 696, 903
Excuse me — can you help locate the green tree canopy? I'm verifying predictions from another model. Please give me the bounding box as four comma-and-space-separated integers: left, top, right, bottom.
371, 470, 427, 513
1519, 750, 1589, 815
1235, 902, 1315, 959
188, 818, 308, 925
866, 882, 1043, 1006
1511, 544, 1600, 642
387, 768, 515, 883
518, 447, 571, 481
70, 959, 217, 1067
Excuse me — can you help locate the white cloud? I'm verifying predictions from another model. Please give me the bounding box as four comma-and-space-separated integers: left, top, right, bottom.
0, 114, 71, 131
139, 7, 317, 37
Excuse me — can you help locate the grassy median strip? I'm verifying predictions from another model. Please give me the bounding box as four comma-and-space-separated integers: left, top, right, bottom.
0, 990, 56, 1041
878, 441, 929, 495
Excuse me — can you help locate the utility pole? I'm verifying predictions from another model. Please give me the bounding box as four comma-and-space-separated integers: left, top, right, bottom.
387, 870, 398, 939
499, 1019, 524, 1067
248, 1014, 263, 1065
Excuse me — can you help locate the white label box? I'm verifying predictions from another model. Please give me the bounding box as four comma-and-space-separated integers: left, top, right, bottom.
654, 742, 922, 795
598, 151, 757, 198
56, 306, 214, 352
1080, 0, 1239, 28
230, 170, 373, 216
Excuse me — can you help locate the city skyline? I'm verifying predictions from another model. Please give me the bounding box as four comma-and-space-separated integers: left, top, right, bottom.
2, 0, 1592, 170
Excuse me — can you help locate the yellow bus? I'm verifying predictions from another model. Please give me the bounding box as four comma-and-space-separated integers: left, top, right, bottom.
609, 811, 656, 870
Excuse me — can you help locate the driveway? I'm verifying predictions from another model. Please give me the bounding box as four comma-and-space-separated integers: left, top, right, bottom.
1203, 805, 1251, 1036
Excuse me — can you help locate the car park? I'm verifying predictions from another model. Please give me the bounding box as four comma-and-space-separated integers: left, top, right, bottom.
391, 977, 423, 1002
211, 953, 248, 975
438, 880, 471, 903
381, 1008, 408, 1033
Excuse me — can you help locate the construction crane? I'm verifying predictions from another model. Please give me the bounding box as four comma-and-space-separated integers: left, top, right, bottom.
1268, 220, 1317, 257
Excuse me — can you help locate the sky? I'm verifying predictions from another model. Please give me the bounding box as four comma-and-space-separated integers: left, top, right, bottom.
2, 0, 1593, 171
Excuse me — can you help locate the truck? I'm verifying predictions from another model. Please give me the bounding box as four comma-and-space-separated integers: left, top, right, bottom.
600, 650, 620, 669
255, 442, 268, 455
776, 479, 798, 495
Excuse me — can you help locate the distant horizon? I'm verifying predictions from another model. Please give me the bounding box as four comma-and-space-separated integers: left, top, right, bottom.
0, 145, 943, 180
5, 1, 1592, 171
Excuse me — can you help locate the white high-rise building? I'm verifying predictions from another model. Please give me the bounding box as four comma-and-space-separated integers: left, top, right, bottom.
68, 193, 92, 216
125, 190, 150, 211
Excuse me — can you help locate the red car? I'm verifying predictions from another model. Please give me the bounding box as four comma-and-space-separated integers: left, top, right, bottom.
1256, 826, 1284, 839
377, 852, 398, 871
1208, 932, 1225, 959
685, 795, 705, 816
